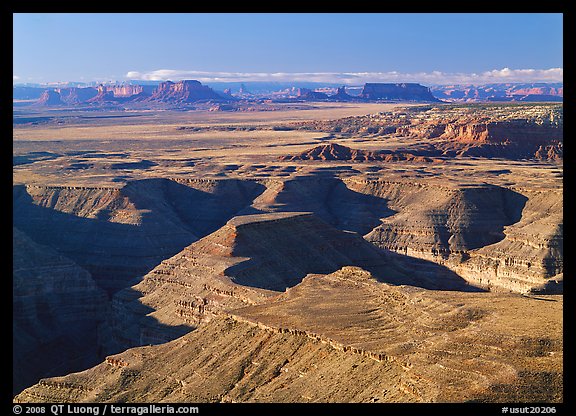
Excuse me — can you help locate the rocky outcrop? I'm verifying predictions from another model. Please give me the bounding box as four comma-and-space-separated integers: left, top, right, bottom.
297, 88, 329, 100
290, 103, 563, 161
12, 178, 265, 294
107, 84, 146, 97
279, 143, 381, 161
16, 267, 563, 403
346, 179, 562, 293
13, 227, 108, 395
86, 85, 117, 103
99, 212, 387, 354
279, 143, 435, 163
57, 87, 98, 104
440, 119, 563, 144
360, 83, 439, 102
329, 86, 359, 101
451, 189, 563, 293
35, 90, 64, 106
100, 210, 478, 355
149, 80, 225, 103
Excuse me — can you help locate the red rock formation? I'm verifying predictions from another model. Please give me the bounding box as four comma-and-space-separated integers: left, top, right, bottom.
107, 84, 144, 97
57, 87, 98, 104
149, 80, 224, 103
86, 85, 116, 103
430, 83, 563, 102
35, 90, 64, 106
441, 120, 563, 144
280, 143, 378, 161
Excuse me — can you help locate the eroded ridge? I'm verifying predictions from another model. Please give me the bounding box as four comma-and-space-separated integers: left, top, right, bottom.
16, 267, 562, 403
99, 211, 422, 355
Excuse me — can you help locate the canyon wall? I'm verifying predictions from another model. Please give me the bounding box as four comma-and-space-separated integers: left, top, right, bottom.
12, 179, 265, 294
13, 228, 108, 395
16, 267, 562, 403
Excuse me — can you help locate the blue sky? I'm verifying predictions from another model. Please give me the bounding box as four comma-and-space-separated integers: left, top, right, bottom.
13, 13, 563, 85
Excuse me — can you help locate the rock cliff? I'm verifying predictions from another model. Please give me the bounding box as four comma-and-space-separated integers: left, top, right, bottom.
297, 88, 329, 100
346, 179, 562, 293
99, 212, 411, 354
35, 90, 64, 106
16, 267, 562, 403
291, 103, 563, 161
13, 228, 108, 395
149, 80, 225, 103
360, 83, 439, 102
12, 178, 265, 294
430, 83, 563, 102
57, 87, 98, 104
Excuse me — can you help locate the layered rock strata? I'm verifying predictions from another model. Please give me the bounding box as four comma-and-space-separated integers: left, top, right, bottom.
279, 143, 434, 163
13, 228, 108, 395
289, 103, 563, 161
101, 212, 444, 355
346, 179, 562, 293
16, 267, 562, 403
12, 178, 265, 294
148, 80, 225, 103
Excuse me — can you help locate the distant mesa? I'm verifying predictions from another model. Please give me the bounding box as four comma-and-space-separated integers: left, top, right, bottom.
148, 80, 226, 103
280, 143, 434, 163
430, 83, 563, 102
30, 80, 226, 106
297, 88, 329, 101
86, 85, 118, 103
360, 83, 440, 102
35, 90, 64, 106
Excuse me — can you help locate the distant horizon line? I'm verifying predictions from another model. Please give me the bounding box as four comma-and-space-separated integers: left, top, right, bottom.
13, 67, 563, 87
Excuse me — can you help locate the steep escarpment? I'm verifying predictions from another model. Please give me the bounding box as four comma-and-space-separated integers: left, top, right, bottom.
360, 83, 439, 102
148, 80, 225, 103
57, 87, 99, 105
287, 103, 563, 161
100, 213, 395, 354
453, 189, 563, 293
346, 178, 561, 293
16, 267, 562, 403
16, 316, 410, 403
430, 83, 563, 102
360, 181, 527, 256
34, 90, 64, 106
251, 175, 396, 236
13, 228, 108, 396
100, 211, 474, 355
13, 175, 561, 300
12, 178, 265, 294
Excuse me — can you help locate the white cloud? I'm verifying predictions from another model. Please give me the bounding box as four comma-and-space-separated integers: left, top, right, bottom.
13, 75, 20, 82
125, 68, 563, 85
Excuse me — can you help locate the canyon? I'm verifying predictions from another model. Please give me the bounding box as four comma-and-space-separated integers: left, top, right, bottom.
13, 100, 563, 403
